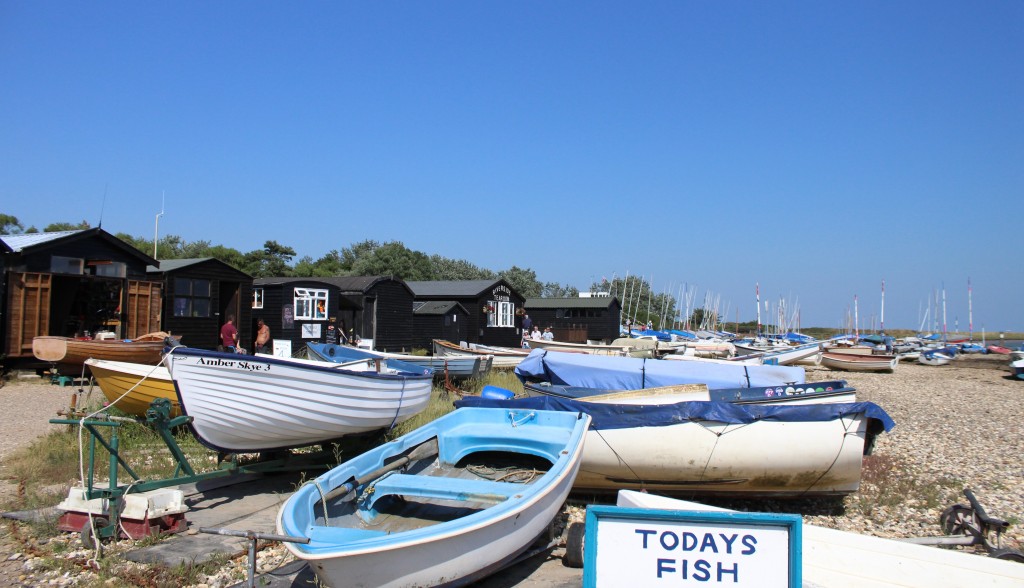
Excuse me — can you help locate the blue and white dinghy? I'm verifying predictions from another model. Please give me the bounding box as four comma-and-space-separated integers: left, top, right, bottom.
523, 379, 856, 406
277, 406, 591, 588
516, 348, 806, 390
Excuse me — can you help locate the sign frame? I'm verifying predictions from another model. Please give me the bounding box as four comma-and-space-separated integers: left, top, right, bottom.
583, 506, 802, 588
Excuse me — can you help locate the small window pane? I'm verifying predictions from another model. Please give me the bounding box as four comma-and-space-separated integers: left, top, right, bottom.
193, 298, 211, 318
173, 298, 191, 317
193, 279, 211, 297
174, 278, 191, 295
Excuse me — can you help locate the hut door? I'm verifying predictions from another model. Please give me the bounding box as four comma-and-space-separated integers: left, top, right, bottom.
5, 272, 51, 358
126, 280, 163, 338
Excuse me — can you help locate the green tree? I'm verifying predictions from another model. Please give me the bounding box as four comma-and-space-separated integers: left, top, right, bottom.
541, 282, 580, 298
429, 255, 495, 281
43, 220, 91, 232
351, 241, 434, 280
0, 214, 24, 234
499, 266, 542, 298
243, 240, 296, 277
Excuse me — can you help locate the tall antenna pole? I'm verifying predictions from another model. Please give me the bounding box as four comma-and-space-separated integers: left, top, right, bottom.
153, 190, 165, 259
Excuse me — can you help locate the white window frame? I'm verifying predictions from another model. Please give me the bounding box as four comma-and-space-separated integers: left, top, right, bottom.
252, 288, 264, 309
486, 300, 515, 328
294, 288, 329, 320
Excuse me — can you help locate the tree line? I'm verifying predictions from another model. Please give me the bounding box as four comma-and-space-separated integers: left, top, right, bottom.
0, 213, 583, 301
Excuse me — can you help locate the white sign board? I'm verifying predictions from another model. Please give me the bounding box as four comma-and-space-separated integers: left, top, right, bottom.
272, 339, 292, 358
584, 506, 801, 588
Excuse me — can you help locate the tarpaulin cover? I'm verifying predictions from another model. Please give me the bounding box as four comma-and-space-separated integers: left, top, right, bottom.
514, 349, 806, 390
455, 394, 896, 432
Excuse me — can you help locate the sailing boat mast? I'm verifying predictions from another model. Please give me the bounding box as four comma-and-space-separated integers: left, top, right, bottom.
755, 283, 761, 338
968, 277, 973, 342
854, 294, 859, 340
880, 279, 885, 334
942, 283, 948, 343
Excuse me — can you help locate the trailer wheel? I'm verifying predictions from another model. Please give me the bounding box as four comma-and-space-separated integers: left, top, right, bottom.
81, 517, 108, 554
563, 522, 585, 568
939, 504, 979, 537
989, 548, 1024, 563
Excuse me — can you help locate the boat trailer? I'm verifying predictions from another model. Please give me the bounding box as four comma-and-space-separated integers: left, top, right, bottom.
900, 488, 1024, 562
49, 398, 336, 548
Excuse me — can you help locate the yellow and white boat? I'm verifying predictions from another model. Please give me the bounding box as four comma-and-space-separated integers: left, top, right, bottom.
84, 358, 179, 417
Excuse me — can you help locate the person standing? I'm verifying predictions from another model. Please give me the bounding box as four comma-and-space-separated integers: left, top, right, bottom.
542, 327, 554, 341
220, 315, 238, 352
254, 318, 271, 354
522, 314, 533, 335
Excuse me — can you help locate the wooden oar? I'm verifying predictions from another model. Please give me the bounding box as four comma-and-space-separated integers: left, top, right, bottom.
321, 438, 440, 502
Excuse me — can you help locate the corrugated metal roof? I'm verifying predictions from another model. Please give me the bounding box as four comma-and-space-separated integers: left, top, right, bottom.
147, 258, 214, 272
406, 279, 500, 297
0, 230, 84, 252
525, 297, 619, 309
413, 300, 468, 315
253, 275, 409, 295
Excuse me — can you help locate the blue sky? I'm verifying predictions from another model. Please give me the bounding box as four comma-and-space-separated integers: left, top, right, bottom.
2, 2, 1021, 331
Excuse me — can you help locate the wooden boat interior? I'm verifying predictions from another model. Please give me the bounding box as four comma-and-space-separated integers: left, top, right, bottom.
312, 449, 554, 536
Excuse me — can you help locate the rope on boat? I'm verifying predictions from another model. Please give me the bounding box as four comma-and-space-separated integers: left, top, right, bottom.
467, 464, 540, 484
387, 377, 407, 430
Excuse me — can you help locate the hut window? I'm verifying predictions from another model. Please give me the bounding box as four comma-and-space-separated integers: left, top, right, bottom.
487, 301, 515, 328
173, 278, 211, 318
252, 288, 264, 309
294, 288, 328, 320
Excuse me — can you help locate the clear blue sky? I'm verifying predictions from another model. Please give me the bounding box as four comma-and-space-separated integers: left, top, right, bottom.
2, 2, 1021, 331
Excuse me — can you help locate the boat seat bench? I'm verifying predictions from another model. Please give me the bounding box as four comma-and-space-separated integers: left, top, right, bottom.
362, 472, 528, 512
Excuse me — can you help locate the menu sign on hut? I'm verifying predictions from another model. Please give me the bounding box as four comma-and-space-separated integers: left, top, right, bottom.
583, 506, 801, 588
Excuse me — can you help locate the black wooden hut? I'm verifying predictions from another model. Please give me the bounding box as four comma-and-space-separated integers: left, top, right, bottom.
324, 276, 415, 352
412, 301, 470, 350
0, 228, 162, 365
252, 276, 414, 354
524, 296, 622, 343
406, 279, 526, 347
147, 258, 253, 351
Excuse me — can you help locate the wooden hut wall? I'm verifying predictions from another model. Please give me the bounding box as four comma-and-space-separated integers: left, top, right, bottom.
252, 281, 339, 355
526, 300, 621, 343
472, 284, 525, 348
159, 263, 252, 350
365, 280, 414, 352
2, 234, 163, 360
412, 306, 468, 350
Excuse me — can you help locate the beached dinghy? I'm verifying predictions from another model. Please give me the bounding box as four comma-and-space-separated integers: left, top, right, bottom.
821, 352, 899, 372
523, 379, 856, 405
458, 394, 894, 497
306, 342, 491, 380
33, 332, 179, 368
432, 339, 528, 369
516, 348, 806, 390
918, 349, 954, 366
166, 347, 433, 453
277, 406, 590, 588
84, 358, 180, 417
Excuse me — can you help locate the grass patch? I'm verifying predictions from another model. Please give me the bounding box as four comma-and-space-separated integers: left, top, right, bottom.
850, 454, 964, 516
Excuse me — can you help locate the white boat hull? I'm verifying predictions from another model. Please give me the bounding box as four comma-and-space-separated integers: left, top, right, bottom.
166, 348, 433, 452
575, 411, 872, 495
821, 352, 899, 372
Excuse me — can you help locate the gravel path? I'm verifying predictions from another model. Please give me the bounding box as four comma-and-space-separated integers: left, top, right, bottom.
0, 355, 1022, 586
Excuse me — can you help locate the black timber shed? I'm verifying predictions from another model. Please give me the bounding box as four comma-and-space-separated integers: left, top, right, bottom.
147, 258, 254, 351
412, 301, 470, 351
1, 228, 163, 364
524, 296, 622, 343
406, 279, 525, 348
252, 276, 415, 353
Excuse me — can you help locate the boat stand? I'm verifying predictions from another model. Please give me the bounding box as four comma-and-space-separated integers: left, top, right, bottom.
49, 398, 337, 546
900, 488, 1024, 561
199, 527, 310, 588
